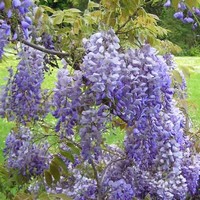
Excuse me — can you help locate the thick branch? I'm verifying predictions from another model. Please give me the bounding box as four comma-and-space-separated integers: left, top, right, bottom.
21, 39, 69, 57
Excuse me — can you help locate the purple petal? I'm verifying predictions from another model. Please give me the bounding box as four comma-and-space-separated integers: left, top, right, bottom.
7, 9, 12, 18
194, 8, 200, 16
22, 0, 33, 8
25, 16, 32, 25
12, 0, 21, 8
0, 1, 5, 10
21, 21, 30, 29
13, 32, 18, 40
164, 0, 171, 7
178, 2, 186, 10
174, 12, 184, 19
183, 17, 194, 23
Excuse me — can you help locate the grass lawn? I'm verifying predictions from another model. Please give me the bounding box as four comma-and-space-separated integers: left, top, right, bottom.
0, 55, 200, 163
175, 57, 200, 127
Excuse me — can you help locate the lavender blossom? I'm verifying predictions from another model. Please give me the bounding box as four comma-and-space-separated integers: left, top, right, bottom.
183, 17, 194, 23
4, 126, 49, 177
42, 33, 55, 50
13, 0, 22, 8
0, 0, 33, 39
79, 106, 108, 160
0, 21, 9, 59
174, 12, 184, 19
50, 29, 200, 199
0, 46, 45, 123
0, 1, 5, 10
164, 0, 171, 7
53, 68, 83, 136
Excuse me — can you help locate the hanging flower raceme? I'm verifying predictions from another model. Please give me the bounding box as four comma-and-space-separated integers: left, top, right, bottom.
0, 46, 45, 123
79, 105, 109, 160
81, 29, 126, 104
121, 45, 200, 199
4, 126, 49, 177
0, 20, 10, 59
50, 29, 200, 199
0, 0, 33, 40
53, 68, 83, 136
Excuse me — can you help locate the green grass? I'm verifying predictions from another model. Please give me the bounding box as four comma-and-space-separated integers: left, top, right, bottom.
175, 57, 200, 127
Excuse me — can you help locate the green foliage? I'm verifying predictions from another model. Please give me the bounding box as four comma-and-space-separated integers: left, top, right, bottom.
38, 0, 100, 11
0, 164, 33, 199
36, 0, 190, 60
39, 193, 72, 200
182, 45, 200, 56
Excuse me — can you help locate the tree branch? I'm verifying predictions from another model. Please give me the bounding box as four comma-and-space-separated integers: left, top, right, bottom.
21, 39, 69, 57
90, 159, 102, 200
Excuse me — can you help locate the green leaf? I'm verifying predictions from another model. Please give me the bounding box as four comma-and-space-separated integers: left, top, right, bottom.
0, 165, 9, 177
50, 163, 60, 182
45, 170, 53, 186
41, 5, 55, 13
53, 14, 64, 25
88, 1, 100, 9
144, 194, 152, 200
172, 70, 184, 84
171, 0, 180, 9
4, 0, 11, 9
53, 156, 69, 174
67, 8, 82, 13
49, 193, 72, 200
179, 66, 193, 78
14, 193, 33, 200
66, 142, 80, 155
38, 193, 50, 200
185, 0, 199, 8
60, 150, 75, 163
35, 7, 43, 21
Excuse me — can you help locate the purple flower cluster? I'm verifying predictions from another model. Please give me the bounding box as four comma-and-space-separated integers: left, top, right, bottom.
41, 33, 59, 71
81, 30, 200, 199
0, 0, 33, 39
164, 0, 200, 28
0, 20, 10, 59
79, 106, 108, 160
81, 30, 126, 109
45, 146, 123, 200
0, 46, 45, 123
4, 126, 49, 177
46, 170, 97, 200
53, 68, 83, 136
108, 179, 134, 200
53, 66, 109, 160
50, 29, 200, 199
121, 43, 199, 199
81, 30, 172, 126
42, 33, 55, 50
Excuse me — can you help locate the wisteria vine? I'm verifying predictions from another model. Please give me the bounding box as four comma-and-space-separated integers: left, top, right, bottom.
0, 0, 200, 200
